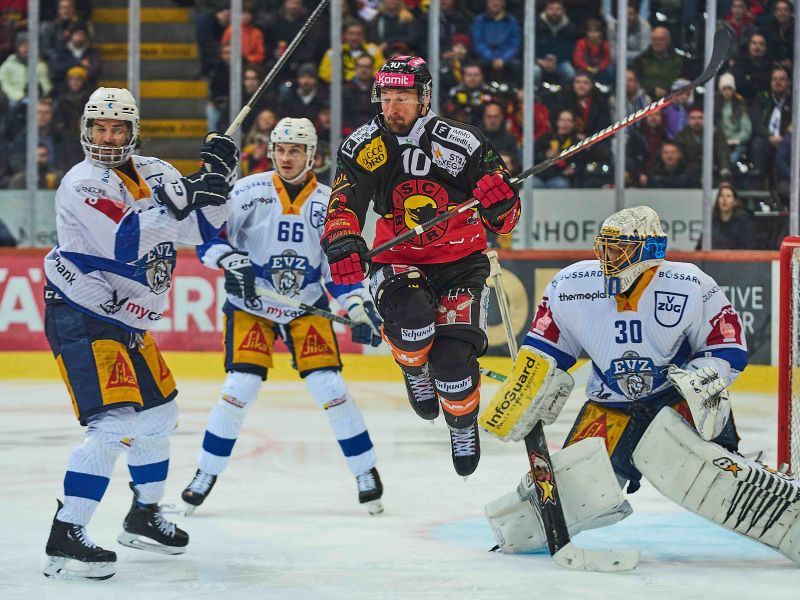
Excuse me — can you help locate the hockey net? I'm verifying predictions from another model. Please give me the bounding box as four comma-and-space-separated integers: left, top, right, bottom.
779, 237, 800, 475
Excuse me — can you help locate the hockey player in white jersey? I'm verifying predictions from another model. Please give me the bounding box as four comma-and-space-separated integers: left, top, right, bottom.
181, 117, 385, 516
483, 206, 800, 565
41, 87, 239, 580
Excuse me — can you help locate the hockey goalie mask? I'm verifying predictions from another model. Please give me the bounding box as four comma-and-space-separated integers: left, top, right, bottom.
80, 87, 140, 167
594, 206, 668, 295
269, 117, 317, 184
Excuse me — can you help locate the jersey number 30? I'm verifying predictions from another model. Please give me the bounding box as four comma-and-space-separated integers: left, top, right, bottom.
278, 221, 304, 242
615, 320, 642, 343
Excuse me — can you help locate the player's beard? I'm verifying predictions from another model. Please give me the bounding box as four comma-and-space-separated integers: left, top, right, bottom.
384, 115, 415, 136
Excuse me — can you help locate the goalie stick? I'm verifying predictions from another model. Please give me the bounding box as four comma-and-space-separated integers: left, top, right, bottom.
365, 24, 734, 260
485, 255, 639, 571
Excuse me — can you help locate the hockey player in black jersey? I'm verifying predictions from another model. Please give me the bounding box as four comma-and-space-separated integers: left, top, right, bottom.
321, 56, 522, 477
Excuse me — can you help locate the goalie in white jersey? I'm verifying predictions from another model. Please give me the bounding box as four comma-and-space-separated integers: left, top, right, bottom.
181, 118, 385, 516
41, 87, 239, 580
484, 206, 800, 565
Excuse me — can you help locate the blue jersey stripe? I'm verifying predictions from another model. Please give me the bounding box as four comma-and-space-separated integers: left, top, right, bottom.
523, 336, 577, 371
694, 348, 748, 372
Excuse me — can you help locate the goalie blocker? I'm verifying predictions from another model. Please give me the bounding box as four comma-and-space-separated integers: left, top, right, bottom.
478, 345, 574, 441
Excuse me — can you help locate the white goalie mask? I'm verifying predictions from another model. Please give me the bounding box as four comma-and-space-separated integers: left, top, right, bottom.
269, 117, 317, 184
594, 206, 668, 295
80, 87, 140, 167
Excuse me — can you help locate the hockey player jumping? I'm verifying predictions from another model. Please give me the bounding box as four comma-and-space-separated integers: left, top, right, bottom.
321, 56, 521, 477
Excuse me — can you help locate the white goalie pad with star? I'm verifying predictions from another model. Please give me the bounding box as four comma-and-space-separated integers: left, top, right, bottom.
485, 437, 631, 554
633, 407, 800, 565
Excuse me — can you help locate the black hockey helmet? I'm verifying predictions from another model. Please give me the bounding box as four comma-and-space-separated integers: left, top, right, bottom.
371, 55, 432, 108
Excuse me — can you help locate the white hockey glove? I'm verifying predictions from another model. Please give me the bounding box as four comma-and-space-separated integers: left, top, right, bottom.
156, 171, 229, 221
201, 132, 239, 186
345, 294, 382, 347
218, 250, 262, 311
667, 364, 731, 441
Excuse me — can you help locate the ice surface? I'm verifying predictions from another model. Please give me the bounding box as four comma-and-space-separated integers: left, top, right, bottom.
1, 379, 798, 599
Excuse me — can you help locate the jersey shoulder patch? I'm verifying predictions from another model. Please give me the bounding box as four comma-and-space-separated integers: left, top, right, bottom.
341, 119, 381, 159
430, 117, 482, 154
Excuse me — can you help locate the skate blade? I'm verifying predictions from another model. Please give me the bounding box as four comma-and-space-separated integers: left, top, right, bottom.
184, 502, 198, 517
117, 532, 187, 555
363, 499, 384, 515
42, 555, 115, 580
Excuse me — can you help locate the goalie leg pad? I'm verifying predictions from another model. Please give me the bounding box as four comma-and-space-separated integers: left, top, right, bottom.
633, 407, 800, 564
485, 437, 630, 553
478, 345, 574, 442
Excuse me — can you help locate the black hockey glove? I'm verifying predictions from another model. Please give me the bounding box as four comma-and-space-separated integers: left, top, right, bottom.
323, 234, 370, 286
156, 171, 229, 221
201, 132, 239, 185
345, 295, 383, 347
217, 250, 262, 311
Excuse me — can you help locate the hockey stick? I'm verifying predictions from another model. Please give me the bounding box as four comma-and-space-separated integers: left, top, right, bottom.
255, 285, 356, 327
224, 0, 329, 136
487, 255, 639, 571
365, 24, 734, 260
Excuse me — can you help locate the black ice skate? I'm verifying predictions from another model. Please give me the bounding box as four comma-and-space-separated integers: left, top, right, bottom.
117, 483, 189, 555
356, 467, 384, 515
181, 469, 217, 516
449, 421, 481, 478
43, 500, 116, 580
401, 363, 439, 420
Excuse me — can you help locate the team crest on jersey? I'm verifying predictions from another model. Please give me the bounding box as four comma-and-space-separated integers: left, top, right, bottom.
268, 250, 309, 297
131, 242, 176, 295
707, 305, 743, 345
392, 179, 450, 246
654, 291, 688, 327
310, 200, 327, 229
608, 351, 656, 400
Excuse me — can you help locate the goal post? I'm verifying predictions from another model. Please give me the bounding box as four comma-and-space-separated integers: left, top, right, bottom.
779, 236, 800, 474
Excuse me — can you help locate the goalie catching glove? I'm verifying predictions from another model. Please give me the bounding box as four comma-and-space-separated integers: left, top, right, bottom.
156, 171, 229, 221
667, 364, 731, 441
478, 345, 574, 441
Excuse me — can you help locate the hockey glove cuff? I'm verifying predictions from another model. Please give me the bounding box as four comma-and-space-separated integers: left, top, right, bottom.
201, 132, 239, 186
156, 171, 229, 221
346, 294, 383, 347
217, 250, 262, 311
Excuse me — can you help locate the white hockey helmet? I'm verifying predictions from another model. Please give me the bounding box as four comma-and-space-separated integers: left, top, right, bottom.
269, 117, 317, 183
80, 87, 140, 167
594, 206, 668, 295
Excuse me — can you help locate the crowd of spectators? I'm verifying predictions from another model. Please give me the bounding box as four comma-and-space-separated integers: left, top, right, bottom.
0, 0, 95, 188
1, 0, 796, 250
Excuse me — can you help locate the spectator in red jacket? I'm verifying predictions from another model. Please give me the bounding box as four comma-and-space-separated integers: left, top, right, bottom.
221, 1, 265, 65
573, 19, 611, 84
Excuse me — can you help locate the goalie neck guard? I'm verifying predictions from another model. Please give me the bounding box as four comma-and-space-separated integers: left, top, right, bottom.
594, 206, 668, 295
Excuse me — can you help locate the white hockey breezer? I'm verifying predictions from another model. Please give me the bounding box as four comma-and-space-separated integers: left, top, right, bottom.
634, 407, 800, 564
485, 437, 640, 571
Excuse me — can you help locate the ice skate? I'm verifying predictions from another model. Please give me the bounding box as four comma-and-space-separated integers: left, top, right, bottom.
118, 483, 189, 555
182, 469, 217, 516
449, 421, 481, 478
42, 500, 116, 580
401, 363, 439, 421
356, 467, 384, 515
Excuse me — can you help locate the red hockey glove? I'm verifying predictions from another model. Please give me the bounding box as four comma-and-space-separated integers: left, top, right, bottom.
473, 172, 515, 208
322, 194, 369, 285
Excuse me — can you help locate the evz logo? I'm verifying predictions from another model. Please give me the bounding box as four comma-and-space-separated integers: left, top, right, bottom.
310, 200, 326, 229
608, 351, 656, 400
268, 250, 309, 297
654, 291, 688, 327
131, 242, 176, 295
